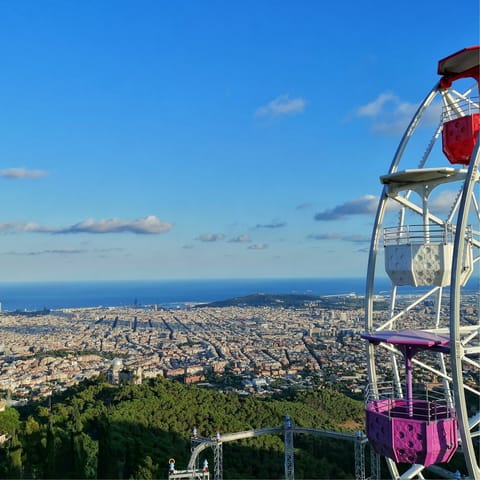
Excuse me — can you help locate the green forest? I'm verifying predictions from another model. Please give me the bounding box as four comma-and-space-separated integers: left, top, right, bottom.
0, 376, 365, 479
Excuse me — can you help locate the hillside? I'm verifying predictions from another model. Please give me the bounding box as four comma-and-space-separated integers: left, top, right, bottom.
0, 376, 364, 479
197, 292, 367, 309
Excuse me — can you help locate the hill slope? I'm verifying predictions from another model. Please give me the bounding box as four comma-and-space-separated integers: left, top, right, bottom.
199, 292, 326, 308
197, 292, 368, 309
0, 376, 364, 479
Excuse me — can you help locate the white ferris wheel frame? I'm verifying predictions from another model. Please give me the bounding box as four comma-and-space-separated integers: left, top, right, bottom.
364, 78, 480, 480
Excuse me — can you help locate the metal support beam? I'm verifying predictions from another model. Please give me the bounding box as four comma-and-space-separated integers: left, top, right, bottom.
284, 414, 294, 480
369, 446, 380, 480
213, 442, 223, 480
354, 433, 366, 480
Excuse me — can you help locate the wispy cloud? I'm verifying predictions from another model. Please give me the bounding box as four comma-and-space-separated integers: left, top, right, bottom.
196, 233, 225, 242
248, 243, 269, 250
228, 234, 251, 243
0, 168, 48, 179
0, 215, 172, 235
59, 216, 172, 234
0, 222, 51, 234
308, 232, 370, 243
430, 189, 460, 214
356, 93, 396, 117
3, 248, 87, 256
355, 92, 428, 134
255, 94, 306, 118
315, 195, 377, 221
3, 247, 124, 256
295, 202, 313, 210
255, 222, 286, 229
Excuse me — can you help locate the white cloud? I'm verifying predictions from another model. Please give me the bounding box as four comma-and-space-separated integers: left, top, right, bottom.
3, 247, 125, 256
0, 215, 172, 235
315, 195, 378, 221
308, 232, 370, 243
196, 233, 225, 242
228, 234, 251, 243
4, 248, 87, 256
248, 243, 269, 250
295, 202, 313, 210
0, 168, 48, 179
255, 95, 306, 118
0, 222, 51, 233
355, 92, 432, 135
60, 216, 172, 234
255, 222, 286, 229
356, 92, 396, 117
429, 189, 460, 214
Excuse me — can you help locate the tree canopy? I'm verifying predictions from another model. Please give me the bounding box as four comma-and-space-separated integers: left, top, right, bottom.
0, 376, 364, 479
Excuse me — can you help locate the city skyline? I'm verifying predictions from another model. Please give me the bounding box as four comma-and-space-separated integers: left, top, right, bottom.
0, 1, 478, 282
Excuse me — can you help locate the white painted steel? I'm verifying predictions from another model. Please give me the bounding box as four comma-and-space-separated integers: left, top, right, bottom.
364, 70, 480, 479
187, 426, 369, 479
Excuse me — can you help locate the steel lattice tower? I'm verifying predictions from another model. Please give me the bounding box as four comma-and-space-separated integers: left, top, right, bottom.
213, 441, 223, 480
354, 432, 366, 480
369, 448, 380, 480
284, 414, 294, 480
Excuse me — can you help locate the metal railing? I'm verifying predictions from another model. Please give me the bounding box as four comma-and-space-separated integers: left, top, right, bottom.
383, 224, 456, 246
442, 96, 480, 121
365, 381, 455, 422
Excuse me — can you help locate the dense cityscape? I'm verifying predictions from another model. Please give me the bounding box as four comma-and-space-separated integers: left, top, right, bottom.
0, 292, 476, 403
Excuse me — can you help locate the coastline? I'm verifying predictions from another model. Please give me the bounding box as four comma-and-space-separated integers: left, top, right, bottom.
0, 277, 385, 311
0, 276, 474, 312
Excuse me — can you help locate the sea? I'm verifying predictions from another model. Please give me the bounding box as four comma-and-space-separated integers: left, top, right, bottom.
0, 277, 395, 312
0, 276, 476, 312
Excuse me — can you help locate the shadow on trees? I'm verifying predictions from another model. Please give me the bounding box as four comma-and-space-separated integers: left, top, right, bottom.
0, 376, 361, 479
0, 418, 357, 479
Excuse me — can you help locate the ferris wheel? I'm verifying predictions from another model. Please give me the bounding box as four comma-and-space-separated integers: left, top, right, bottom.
363, 47, 480, 479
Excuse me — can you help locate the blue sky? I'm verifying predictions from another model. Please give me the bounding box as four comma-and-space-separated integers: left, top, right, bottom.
0, 0, 478, 282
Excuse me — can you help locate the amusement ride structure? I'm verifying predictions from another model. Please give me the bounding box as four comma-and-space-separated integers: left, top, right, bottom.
363, 46, 480, 479
168, 416, 378, 480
